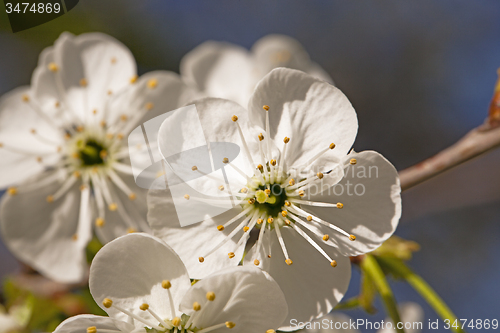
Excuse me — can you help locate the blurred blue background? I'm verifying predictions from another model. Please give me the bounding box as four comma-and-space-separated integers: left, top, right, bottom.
1, 1, 499, 331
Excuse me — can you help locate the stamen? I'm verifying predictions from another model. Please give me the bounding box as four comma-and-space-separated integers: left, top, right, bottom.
277, 137, 290, 183
50, 175, 78, 201
201, 214, 252, 259
350, 158, 357, 165
197, 322, 234, 333
147, 78, 158, 89
162, 279, 177, 319
289, 222, 335, 266
288, 198, 343, 208
304, 143, 336, 168
103, 298, 162, 330
253, 215, 268, 266
232, 116, 256, 168
273, 219, 291, 264
288, 204, 352, 239
7, 187, 17, 196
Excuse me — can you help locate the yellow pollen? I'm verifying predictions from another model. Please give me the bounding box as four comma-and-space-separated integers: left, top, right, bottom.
289, 179, 295, 186
243, 226, 250, 232
162, 280, 172, 289
270, 159, 276, 166
284, 137, 290, 144
349, 234, 356, 241
199, 257, 204, 263
76, 125, 84, 132
222, 157, 229, 163
64, 133, 71, 140
128, 193, 137, 200
306, 216, 312, 221
285, 201, 291, 207
48, 62, 58, 72
92, 167, 99, 173
264, 189, 271, 195
57, 146, 62, 153
79, 78, 87, 87
337, 202, 344, 209
73, 171, 81, 178
193, 301, 201, 311
107, 90, 113, 95
108, 203, 118, 211
72, 234, 78, 241
87, 327, 97, 333
323, 234, 330, 241
285, 259, 293, 266
99, 150, 108, 159
111, 57, 117, 64
241, 187, 248, 193
130, 75, 138, 84
228, 252, 235, 259
79, 184, 87, 191
171, 317, 181, 327
206, 291, 216, 301
298, 190, 305, 197
100, 120, 107, 128
219, 185, 224, 191
36, 157, 43, 163
22, 95, 30, 102
267, 217, 274, 224
281, 211, 287, 217
145, 102, 154, 110
331, 260, 337, 267
184, 194, 190, 200
116, 133, 124, 140
127, 228, 137, 233
350, 158, 357, 165
120, 114, 128, 121
226, 322, 236, 329
268, 254, 272, 258
7, 187, 17, 196
102, 298, 113, 308
257, 164, 264, 171
257, 219, 263, 225
147, 78, 158, 89
231, 115, 238, 122
329, 143, 336, 149
55, 101, 61, 108
258, 133, 264, 141
192, 165, 198, 171
140, 303, 149, 311
95, 218, 105, 227
267, 330, 276, 333
217, 225, 225, 231
317, 172, 324, 179
263, 105, 270, 111
30, 129, 37, 134
46, 195, 54, 203
248, 198, 255, 204
254, 259, 260, 266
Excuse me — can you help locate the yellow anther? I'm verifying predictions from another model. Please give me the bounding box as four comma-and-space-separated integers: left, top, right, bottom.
57, 146, 62, 153
127, 228, 137, 233
350, 158, 357, 165
76, 125, 84, 132
281, 211, 287, 217
87, 326, 97, 333
116, 133, 124, 140
284, 219, 291, 225
289, 179, 295, 186
100, 120, 107, 128
231, 115, 238, 122
48, 62, 58, 72
162, 280, 172, 289
257, 219, 263, 225
206, 291, 216, 301
111, 57, 117, 64
317, 172, 324, 179
323, 234, 330, 241
193, 301, 201, 311
46, 195, 54, 203
270, 159, 276, 166
199, 257, 204, 263
108, 203, 118, 211
30, 129, 37, 135
73, 171, 81, 178
64, 133, 72, 140
219, 185, 224, 191
329, 143, 336, 149
147, 78, 158, 89
22, 95, 30, 102
79, 78, 87, 87
79, 184, 87, 191
192, 165, 198, 171
228, 252, 235, 259
130, 75, 138, 84
55, 101, 61, 108
145, 102, 154, 110
241, 187, 248, 193
36, 156, 43, 163
285, 259, 293, 266
254, 259, 260, 266
128, 193, 136, 201
184, 194, 190, 200
92, 167, 99, 173
284, 201, 291, 207
268, 254, 272, 258
120, 114, 128, 121
95, 218, 105, 227
171, 317, 181, 326
222, 157, 229, 163
331, 260, 337, 267
72, 234, 78, 241
248, 198, 256, 204
258, 133, 264, 141
226, 322, 236, 329
264, 189, 271, 195
298, 190, 305, 197
243, 226, 250, 232
257, 164, 264, 171
99, 150, 108, 159
263, 105, 270, 111
306, 216, 312, 221
267, 217, 274, 224
102, 298, 113, 308
349, 234, 356, 241
140, 303, 149, 311
284, 137, 290, 144
336, 202, 344, 209
266, 330, 276, 333
217, 225, 225, 231
107, 90, 113, 95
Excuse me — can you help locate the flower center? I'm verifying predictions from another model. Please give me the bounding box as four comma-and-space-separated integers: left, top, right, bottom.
75, 138, 107, 166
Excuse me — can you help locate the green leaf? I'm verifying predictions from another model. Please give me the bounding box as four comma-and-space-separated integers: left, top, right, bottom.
359, 272, 378, 314
334, 297, 360, 310
360, 254, 404, 333
377, 256, 466, 333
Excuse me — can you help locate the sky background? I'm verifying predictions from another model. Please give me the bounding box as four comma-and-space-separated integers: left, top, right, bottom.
1, 1, 499, 332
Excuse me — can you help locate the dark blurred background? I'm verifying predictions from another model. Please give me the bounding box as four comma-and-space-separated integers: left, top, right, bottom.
0, 1, 499, 331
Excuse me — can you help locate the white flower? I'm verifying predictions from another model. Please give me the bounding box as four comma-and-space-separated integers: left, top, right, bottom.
148, 68, 402, 330
0, 32, 197, 283
304, 303, 424, 333
181, 34, 333, 107
53, 233, 288, 333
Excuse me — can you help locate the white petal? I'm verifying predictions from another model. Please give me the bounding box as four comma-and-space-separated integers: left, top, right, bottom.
179, 266, 288, 333
147, 177, 246, 279
306, 151, 402, 256
180, 41, 256, 107
0, 171, 90, 283
0, 87, 62, 188
245, 227, 351, 331
89, 233, 191, 327
307, 62, 334, 84
248, 68, 358, 171
53, 314, 137, 333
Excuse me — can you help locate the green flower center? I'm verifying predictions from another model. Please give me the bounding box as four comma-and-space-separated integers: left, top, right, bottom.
76, 138, 106, 166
